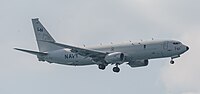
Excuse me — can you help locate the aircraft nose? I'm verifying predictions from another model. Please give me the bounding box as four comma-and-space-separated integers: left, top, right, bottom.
186, 46, 189, 51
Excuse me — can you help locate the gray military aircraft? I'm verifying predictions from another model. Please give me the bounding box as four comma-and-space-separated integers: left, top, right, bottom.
15, 18, 189, 73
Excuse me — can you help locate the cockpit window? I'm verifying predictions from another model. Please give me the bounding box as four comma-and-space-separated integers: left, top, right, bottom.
173, 42, 181, 45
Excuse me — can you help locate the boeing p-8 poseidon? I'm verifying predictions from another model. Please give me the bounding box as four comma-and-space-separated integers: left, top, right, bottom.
15, 18, 189, 73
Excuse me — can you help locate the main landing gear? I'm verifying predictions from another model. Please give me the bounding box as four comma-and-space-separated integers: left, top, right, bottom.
113, 64, 120, 73
98, 64, 106, 70
98, 64, 121, 73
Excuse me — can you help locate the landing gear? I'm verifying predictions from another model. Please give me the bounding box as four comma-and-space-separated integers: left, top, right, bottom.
113, 64, 120, 73
170, 57, 175, 64
170, 60, 175, 64
170, 55, 180, 65
113, 67, 120, 73
98, 64, 106, 70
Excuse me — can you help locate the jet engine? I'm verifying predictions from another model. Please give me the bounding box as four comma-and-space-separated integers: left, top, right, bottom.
104, 52, 125, 64
127, 60, 148, 68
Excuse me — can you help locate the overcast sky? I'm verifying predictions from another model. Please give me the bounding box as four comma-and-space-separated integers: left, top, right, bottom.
1, 0, 200, 94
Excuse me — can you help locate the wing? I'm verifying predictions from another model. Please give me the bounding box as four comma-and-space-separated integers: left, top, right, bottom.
49, 42, 108, 63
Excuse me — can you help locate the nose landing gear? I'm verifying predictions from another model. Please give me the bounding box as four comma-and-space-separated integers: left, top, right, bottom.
170, 55, 180, 65
170, 60, 175, 64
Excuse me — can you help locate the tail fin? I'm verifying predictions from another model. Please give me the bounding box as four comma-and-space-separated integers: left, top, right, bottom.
32, 18, 62, 52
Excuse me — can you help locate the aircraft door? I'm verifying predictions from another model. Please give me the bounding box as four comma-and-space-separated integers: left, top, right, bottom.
162, 41, 173, 57
163, 41, 168, 50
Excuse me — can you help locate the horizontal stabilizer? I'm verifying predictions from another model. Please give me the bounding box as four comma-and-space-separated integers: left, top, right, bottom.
14, 48, 48, 56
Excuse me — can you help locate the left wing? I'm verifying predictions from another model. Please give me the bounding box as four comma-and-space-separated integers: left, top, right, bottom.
49, 42, 108, 62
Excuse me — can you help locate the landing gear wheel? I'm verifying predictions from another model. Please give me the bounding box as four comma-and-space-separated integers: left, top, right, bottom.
98, 64, 106, 70
113, 67, 120, 73
170, 60, 175, 64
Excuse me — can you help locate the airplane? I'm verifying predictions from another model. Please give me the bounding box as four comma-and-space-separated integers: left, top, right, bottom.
14, 18, 189, 73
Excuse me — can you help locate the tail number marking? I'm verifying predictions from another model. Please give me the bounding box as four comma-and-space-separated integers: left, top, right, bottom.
37, 27, 43, 32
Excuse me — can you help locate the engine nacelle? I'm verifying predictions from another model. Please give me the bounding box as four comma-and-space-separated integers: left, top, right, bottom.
127, 60, 148, 68
104, 52, 125, 64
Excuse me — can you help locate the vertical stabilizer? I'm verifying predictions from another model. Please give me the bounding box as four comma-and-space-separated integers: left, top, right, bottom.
32, 18, 62, 52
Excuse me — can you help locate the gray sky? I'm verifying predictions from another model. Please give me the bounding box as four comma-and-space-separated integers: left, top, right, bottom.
1, 0, 200, 94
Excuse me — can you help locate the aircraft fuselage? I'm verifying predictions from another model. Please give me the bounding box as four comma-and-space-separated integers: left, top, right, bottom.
44, 40, 188, 66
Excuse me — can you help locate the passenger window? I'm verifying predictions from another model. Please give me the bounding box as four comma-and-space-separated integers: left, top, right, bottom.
111, 47, 114, 51
144, 45, 146, 49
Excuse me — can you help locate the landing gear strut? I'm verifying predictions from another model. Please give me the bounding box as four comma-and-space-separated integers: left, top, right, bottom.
113, 64, 120, 73
170, 55, 180, 65
170, 57, 175, 64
